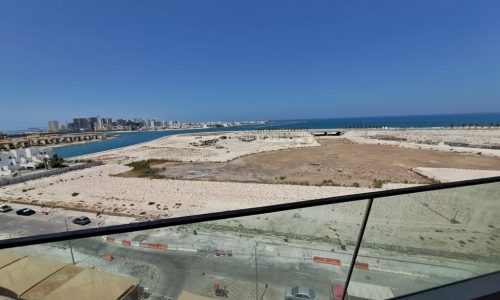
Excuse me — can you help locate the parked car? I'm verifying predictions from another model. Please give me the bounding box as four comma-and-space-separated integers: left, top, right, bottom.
0, 205, 13, 213
73, 216, 91, 225
16, 208, 36, 216
285, 287, 318, 300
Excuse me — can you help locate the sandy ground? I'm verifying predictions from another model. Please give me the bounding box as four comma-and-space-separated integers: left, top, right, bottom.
121, 138, 500, 187
414, 167, 500, 183
0, 164, 375, 219
78, 131, 319, 163
2, 129, 499, 218
344, 128, 500, 156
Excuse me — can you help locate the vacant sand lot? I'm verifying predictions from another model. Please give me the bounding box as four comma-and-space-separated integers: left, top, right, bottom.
79, 131, 319, 163
345, 128, 500, 156
119, 138, 500, 187
0, 163, 375, 219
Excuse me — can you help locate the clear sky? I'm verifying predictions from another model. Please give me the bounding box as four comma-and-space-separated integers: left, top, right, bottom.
1, 1, 499, 130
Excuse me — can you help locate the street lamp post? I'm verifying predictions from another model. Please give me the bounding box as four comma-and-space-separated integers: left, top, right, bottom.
64, 217, 76, 264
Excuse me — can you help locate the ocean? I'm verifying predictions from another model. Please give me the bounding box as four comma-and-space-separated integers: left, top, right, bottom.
259, 113, 500, 130
54, 112, 500, 158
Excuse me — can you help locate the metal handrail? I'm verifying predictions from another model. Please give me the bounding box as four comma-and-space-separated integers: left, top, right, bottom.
342, 198, 373, 300
1, 175, 500, 249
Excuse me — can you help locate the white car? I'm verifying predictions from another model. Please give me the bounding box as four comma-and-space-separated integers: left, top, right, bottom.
285, 287, 318, 300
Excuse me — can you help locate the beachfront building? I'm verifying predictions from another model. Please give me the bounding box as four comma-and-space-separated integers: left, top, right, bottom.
0, 152, 18, 176
0, 147, 53, 176
48, 120, 60, 132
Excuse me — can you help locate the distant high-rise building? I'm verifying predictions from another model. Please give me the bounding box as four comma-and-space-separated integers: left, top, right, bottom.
101, 118, 108, 125
89, 117, 98, 131
48, 121, 60, 133
147, 119, 156, 129
133, 118, 144, 125
73, 118, 91, 131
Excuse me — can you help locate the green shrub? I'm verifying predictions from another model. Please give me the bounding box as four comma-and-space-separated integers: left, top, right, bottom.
372, 179, 384, 188
126, 160, 165, 179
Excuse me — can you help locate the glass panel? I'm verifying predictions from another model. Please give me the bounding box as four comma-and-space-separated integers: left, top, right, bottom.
348, 182, 500, 299
2, 199, 368, 299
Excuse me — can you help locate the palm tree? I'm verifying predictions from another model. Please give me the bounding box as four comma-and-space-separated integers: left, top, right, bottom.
49, 154, 65, 168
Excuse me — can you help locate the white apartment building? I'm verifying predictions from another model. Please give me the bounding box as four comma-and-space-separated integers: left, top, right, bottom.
0, 147, 53, 176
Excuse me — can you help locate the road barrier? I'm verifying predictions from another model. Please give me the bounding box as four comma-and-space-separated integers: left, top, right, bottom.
103, 236, 201, 253
102, 254, 114, 261
355, 261, 369, 270
312, 256, 369, 270
313, 256, 341, 266
139, 242, 168, 250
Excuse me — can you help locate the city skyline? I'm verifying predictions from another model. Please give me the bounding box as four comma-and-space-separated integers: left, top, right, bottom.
43, 115, 259, 133
3, 111, 500, 132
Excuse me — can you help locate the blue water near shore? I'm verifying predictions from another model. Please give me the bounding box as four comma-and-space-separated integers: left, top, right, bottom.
54, 125, 260, 158
55, 112, 500, 158
261, 112, 500, 130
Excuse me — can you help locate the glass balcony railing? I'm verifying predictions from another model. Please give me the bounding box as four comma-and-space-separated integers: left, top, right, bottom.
0, 177, 499, 300
346, 181, 500, 300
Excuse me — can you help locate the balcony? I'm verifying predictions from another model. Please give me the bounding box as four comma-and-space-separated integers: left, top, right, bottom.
0, 176, 499, 299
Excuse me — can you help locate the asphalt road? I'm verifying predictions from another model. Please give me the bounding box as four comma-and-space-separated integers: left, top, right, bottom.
37, 237, 448, 300
0, 205, 103, 238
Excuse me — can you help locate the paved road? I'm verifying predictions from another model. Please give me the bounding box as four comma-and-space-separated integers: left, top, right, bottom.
0, 205, 104, 238
18, 236, 450, 300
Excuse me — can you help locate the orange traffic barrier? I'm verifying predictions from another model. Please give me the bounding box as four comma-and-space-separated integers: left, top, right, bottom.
139, 242, 156, 249
313, 256, 341, 266
102, 254, 114, 261
355, 262, 369, 270
139, 242, 167, 249
122, 240, 131, 246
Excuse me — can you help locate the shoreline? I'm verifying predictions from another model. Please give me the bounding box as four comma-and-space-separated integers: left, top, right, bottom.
70, 129, 254, 161
49, 135, 118, 149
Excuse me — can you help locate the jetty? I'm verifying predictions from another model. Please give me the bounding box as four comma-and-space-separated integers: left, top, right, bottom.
312, 130, 344, 136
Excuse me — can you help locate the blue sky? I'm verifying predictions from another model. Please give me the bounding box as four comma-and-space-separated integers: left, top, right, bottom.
0, 1, 499, 130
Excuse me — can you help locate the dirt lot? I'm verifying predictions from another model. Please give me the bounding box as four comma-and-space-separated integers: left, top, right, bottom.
118, 138, 500, 187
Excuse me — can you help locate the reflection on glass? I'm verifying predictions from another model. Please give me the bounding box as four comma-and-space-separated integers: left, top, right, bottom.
348, 182, 500, 299
3, 200, 368, 299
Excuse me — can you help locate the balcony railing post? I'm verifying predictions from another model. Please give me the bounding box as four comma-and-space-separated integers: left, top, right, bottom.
342, 197, 374, 300
255, 242, 259, 300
